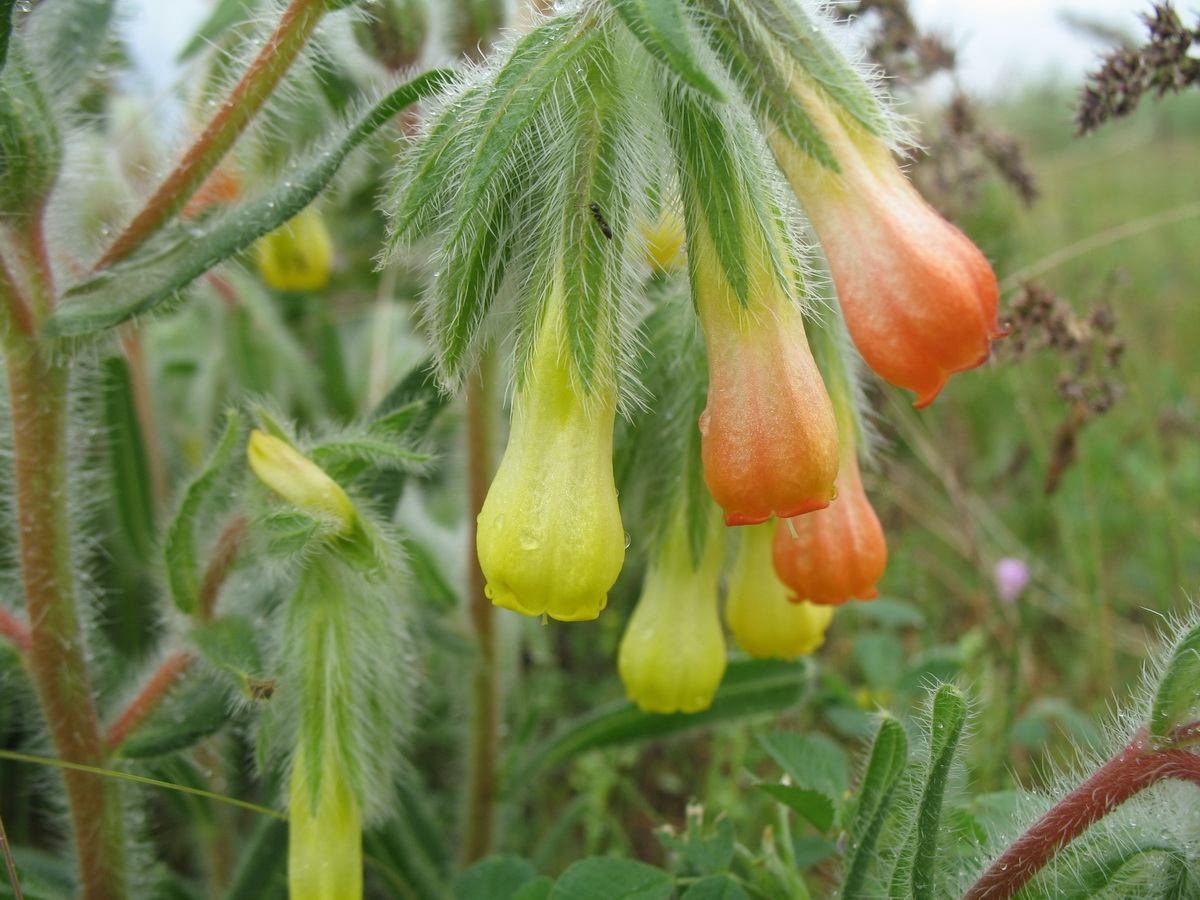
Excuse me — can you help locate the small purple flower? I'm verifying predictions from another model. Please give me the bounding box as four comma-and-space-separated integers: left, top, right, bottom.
993, 558, 1031, 604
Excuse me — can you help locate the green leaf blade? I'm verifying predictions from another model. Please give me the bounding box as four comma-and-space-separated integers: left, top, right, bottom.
162, 410, 240, 615
608, 0, 726, 100
47, 69, 453, 338
839, 715, 909, 900
549, 859, 673, 900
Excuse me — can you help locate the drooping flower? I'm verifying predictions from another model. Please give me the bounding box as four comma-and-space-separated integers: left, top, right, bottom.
476, 297, 624, 622
693, 225, 839, 527
288, 745, 363, 900
618, 512, 726, 714
247, 430, 355, 532
770, 83, 1003, 408
255, 205, 334, 292
773, 445, 886, 606
726, 521, 835, 660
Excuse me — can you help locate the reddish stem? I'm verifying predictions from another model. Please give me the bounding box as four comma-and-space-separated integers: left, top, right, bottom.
106, 650, 194, 753
0, 607, 31, 656
93, 0, 327, 270
198, 516, 249, 620
964, 730, 1200, 900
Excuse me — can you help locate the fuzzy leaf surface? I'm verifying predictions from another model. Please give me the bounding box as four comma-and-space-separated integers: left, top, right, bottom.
23, 0, 115, 105
908, 684, 967, 900
608, 0, 726, 100
163, 410, 240, 615
741, 0, 883, 134
101, 355, 158, 563
47, 69, 453, 338
693, 0, 838, 170
1151, 621, 1200, 738
117, 679, 231, 759
839, 716, 909, 900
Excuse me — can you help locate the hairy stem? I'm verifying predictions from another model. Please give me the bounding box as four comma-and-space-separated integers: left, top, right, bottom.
4, 340, 127, 900
106, 650, 194, 753
461, 351, 500, 865
93, 0, 329, 269
963, 729, 1200, 900
198, 516, 249, 621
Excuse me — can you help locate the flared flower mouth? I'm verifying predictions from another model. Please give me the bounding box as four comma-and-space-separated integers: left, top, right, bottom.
617, 513, 727, 714
773, 451, 887, 606
693, 229, 839, 527
476, 297, 625, 622
770, 84, 1003, 408
726, 521, 836, 660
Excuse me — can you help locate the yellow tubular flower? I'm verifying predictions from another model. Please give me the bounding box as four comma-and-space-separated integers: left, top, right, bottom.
476, 297, 624, 622
726, 521, 834, 660
247, 430, 355, 531
288, 746, 363, 900
255, 205, 334, 292
618, 513, 727, 714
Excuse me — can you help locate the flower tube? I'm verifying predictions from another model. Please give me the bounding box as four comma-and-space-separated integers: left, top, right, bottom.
693, 225, 839, 527
726, 521, 834, 660
288, 745, 362, 900
773, 445, 887, 606
476, 297, 624, 622
770, 84, 1003, 408
618, 512, 726, 714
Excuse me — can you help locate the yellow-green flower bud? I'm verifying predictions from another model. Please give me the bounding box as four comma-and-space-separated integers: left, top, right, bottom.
726, 521, 834, 660
288, 746, 363, 900
255, 206, 334, 292
247, 430, 355, 531
618, 513, 727, 714
476, 298, 624, 622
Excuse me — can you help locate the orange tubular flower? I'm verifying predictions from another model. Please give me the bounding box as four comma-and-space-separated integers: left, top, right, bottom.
772, 447, 886, 606
770, 85, 1003, 408
694, 229, 839, 527
726, 522, 834, 660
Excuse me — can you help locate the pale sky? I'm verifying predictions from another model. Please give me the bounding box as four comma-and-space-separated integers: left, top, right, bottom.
123, 0, 1160, 98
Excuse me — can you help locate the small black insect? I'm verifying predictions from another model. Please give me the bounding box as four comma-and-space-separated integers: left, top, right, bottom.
588, 202, 613, 240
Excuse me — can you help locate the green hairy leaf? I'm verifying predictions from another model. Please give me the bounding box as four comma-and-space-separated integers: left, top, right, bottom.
22, 0, 115, 105
739, 0, 884, 135
163, 410, 241, 615
46, 69, 453, 338
118, 678, 231, 759
607, 0, 726, 100
908, 685, 968, 900
101, 356, 158, 563
0, 0, 15, 72
691, 0, 838, 170
840, 716, 909, 900
1151, 621, 1200, 739
191, 616, 267, 699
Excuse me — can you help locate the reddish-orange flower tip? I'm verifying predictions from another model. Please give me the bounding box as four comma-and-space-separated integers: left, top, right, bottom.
772, 452, 886, 605
772, 86, 1003, 408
